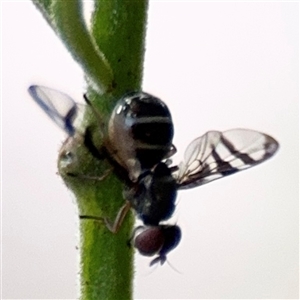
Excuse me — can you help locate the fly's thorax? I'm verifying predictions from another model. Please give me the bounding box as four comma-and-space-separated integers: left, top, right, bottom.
127, 163, 177, 226
144, 163, 177, 224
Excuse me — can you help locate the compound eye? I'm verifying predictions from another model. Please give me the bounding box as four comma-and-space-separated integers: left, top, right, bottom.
133, 227, 165, 256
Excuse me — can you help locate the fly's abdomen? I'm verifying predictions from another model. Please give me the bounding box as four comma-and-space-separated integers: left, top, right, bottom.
108, 92, 174, 172
132, 117, 173, 169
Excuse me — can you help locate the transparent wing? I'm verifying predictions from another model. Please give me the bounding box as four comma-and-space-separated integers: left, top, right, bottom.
28, 85, 78, 135
176, 129, 279, 189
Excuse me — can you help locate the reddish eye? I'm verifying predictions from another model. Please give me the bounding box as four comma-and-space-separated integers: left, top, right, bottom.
134, 227, 165, 256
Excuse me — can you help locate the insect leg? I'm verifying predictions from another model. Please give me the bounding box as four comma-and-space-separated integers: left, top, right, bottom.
66, 168, 112, 181
83, 94, 105, 139
103, 201, 131, 233
83, 126, 106, 160
80, 201, 131, 233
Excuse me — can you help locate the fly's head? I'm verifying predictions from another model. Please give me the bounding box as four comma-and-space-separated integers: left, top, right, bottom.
132, 225, 182, 266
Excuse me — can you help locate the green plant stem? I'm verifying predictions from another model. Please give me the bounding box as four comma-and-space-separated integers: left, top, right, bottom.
33, 0, 114, 93
31, 1, 149, 299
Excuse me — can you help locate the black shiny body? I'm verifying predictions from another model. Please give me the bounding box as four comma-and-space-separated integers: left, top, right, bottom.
104, 92, 180, 265
107, 92, 174, 180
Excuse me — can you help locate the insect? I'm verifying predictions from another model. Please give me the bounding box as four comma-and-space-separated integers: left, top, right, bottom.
126, 129, 279, 265
28, 85, 279, 266
28, 85, 175, 182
